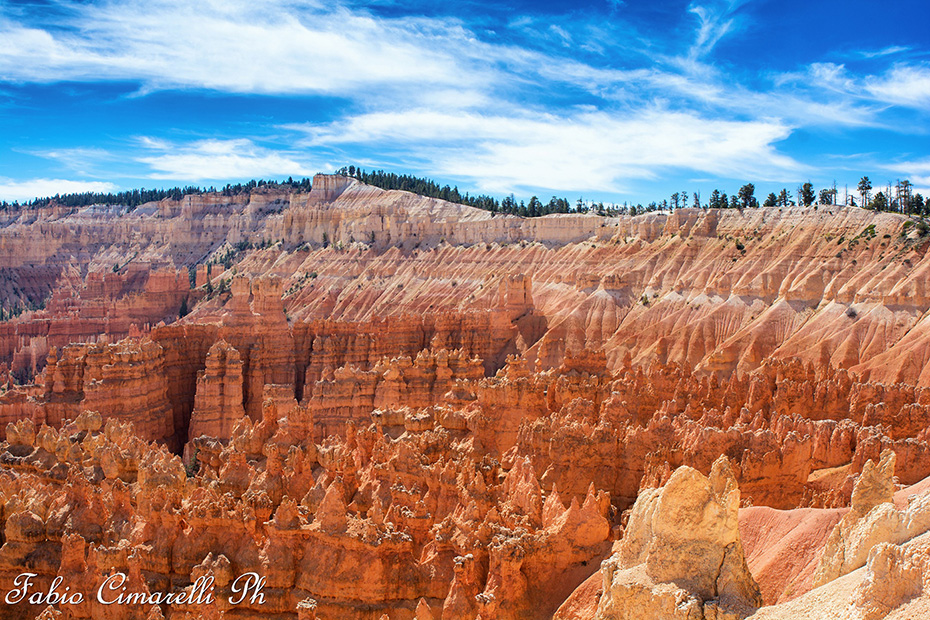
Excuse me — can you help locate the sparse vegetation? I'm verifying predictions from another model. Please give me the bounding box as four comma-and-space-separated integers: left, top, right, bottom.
186, 449, 200, 477
336, 166, 572, 216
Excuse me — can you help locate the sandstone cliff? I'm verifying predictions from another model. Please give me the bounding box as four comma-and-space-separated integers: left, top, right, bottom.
0, 178, 928, 619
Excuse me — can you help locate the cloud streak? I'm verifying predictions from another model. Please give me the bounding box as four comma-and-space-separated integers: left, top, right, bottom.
135, 138, 316, 181
0, 0, 475, 98
1, 0, 928, 200
0, 178, 117, 202
294, 107, 799, 193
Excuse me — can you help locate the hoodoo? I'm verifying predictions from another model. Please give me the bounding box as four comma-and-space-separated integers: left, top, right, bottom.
1, 178, 930, 619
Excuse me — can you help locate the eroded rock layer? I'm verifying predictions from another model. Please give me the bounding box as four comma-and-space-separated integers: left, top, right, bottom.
0, 176, 929, 619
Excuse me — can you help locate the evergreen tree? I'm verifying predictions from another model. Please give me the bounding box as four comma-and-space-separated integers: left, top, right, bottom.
738, 183, 756, 209
502, 194, 516, 214
777, 188, 793, 207
528, 196, 542, 217
858, 176, 872, 208
911, 193, 926, 215
763, 192, 778, 207
800, 182, 815, 207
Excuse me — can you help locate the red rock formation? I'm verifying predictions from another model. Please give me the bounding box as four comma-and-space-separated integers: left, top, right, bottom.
188, 340, 246, 442
1, 178, 930, 618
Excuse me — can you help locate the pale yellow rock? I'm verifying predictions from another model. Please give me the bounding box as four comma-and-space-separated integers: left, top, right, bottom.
812, 449, 930, 588
745, 531, 930, 620
596, 456, 762, 620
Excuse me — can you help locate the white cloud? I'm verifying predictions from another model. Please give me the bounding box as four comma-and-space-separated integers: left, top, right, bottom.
27, 147, 115, 177
3, 0, 923, 199
0, 178, 117, 202
0, 0, 474, 97
296, 107, 799, 193
0, 0, 906, 130
136, 138, 316, 180
687, 0, 749, 60
781, 62, 930, 113
859, 45, 910, 59
865, 65, 930, 110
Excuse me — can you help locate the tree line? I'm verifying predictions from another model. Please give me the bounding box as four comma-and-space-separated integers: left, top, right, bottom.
643, 179, 926, 216
854, 177, 927, 215
1, 169, 925, 218
336, 166, 573, 216
0, 178, 315, 211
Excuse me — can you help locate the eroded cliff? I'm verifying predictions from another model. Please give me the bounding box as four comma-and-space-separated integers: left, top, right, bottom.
0, 176, 929, 619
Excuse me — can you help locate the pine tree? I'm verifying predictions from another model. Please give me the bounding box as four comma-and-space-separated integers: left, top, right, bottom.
858, 177, 872, 208
777, 189, 793, 207
800, 182, 815, 207
870, 191, 888, 211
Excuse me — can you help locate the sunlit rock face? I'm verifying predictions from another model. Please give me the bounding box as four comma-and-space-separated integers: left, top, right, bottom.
595, 457, 762, 620
1, 177, 930, 618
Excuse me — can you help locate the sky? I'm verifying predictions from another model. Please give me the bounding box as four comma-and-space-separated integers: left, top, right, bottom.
1, 0, 929, 206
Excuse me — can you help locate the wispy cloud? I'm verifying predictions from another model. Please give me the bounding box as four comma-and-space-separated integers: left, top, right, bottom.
0, 178, 117, 202
1, 0, 927, 200
865, 64, 930, 110
295, 107, 799, 193
607, 0, 625, 11
686, 0, 749, 60
882, 159, 930, 194
27, 147, 115, 177
859, 46, 910, 59
780, 61, 930, 113
0, 0, 472, 98
136, 138, 316, 180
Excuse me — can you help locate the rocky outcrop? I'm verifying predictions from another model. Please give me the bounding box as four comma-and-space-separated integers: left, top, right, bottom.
595, 457, 762, 620
6, 177, 930, 385
0, 337, 176, 446
738, 505, 846, 604
813, 449, 930, 588
741, 523, 930, 620
188, 340, 246, 442
2, 180, 930, 618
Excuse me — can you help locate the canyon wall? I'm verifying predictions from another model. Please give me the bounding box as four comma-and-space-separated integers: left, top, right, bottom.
0, 177, 928, 619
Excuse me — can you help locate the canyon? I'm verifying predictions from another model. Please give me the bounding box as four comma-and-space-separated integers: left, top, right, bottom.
0, 174, 929, 619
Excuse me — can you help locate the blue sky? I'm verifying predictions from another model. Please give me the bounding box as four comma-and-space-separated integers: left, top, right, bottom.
1, 0, 929, 205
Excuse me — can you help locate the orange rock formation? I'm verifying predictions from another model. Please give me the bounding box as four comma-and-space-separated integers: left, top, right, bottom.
0, 176, 929, 618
